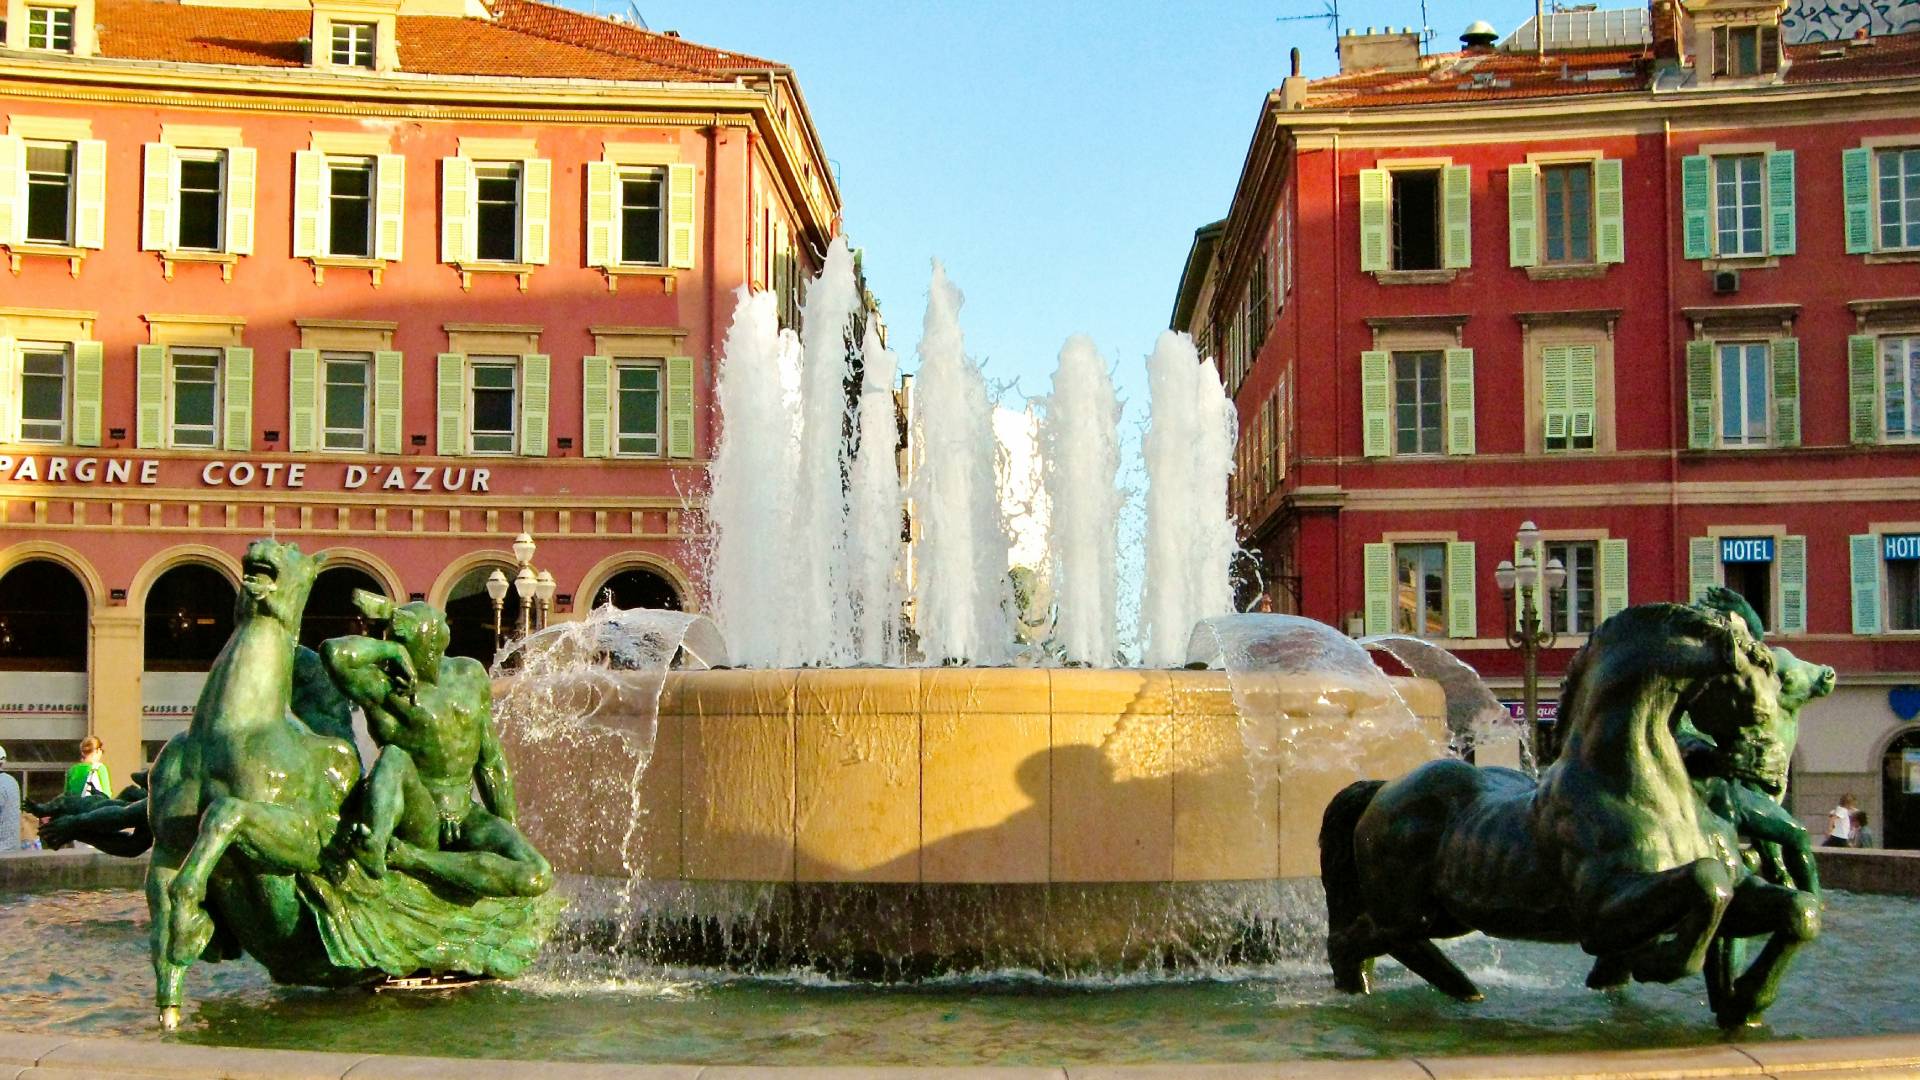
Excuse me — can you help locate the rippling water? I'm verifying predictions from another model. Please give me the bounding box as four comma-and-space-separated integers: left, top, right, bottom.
4, 888, 1917, 1066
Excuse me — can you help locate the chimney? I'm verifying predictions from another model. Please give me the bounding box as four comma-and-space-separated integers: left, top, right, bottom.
1279, 45, 1309, 109
1338, 26, 1423, 74
1460, 20, 1500, 51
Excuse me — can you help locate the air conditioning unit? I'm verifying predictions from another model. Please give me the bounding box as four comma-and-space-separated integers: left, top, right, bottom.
1713, 269, 1740, 294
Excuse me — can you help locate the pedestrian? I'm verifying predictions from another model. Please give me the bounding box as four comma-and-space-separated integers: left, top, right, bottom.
1853, 809, 1878, 850
64, 736, 111, 799
0, 745, 20, 854
1825, 793, 1859, 847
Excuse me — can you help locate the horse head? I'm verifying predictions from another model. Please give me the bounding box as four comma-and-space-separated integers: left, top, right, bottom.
351, 588, 451, 683
237, 539, 328, 633
1560, 603, 1777, 759
1672, 606, 1780, 753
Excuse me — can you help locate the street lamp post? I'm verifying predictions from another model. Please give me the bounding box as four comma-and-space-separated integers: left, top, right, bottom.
1495, 520, 1568, 767
485, 568, 509, 654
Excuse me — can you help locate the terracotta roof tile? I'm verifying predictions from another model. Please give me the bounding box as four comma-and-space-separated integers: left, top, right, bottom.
1303, 48, 1650, 109
1785, 31, 1920, 84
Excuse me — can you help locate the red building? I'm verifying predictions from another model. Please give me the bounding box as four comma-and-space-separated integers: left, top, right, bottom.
1174, 0, 1920, 843
0, 0, 840, 804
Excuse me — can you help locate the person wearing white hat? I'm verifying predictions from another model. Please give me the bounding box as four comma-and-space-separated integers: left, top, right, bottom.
0, 745, 21, 854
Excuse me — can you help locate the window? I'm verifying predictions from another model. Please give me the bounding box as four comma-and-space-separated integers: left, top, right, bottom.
468, 358, 516, 454
25, 5, 74, 51
1541, 163, 1594, 264
322, 353, 370, 451
618, 168, 666, 266
1714, 155, 1765, 257
1393, 351, 1445, 455
326, 157, 373, 258
1877, 148, 1920, 252
473, 163, 521, 263
330, 21, 376, 68
1723, 560, 1773, 632
1546, 540, 1598, 635
1390, 168, 1442, 271
1394, 543, 1447, 638
1723, 26, 1762, 76
1718, 341, 1771, 447
174, 150, 225, 252
615, 363, 663, 457
168, 349, 221, 449
1886, 535, 1920, 632
1541, 343, 1598, 453
18, 343, 69, 444
22, 141, 74, 245
1883, 335, 1920, 442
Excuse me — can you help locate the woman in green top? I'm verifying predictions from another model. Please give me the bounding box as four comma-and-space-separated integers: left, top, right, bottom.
64, 735, 111, 798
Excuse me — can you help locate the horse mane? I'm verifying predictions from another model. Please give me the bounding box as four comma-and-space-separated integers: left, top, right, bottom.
1556, 603, 1736, 741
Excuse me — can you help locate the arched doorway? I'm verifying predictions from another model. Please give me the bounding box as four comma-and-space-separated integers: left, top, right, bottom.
300, 566, 387, 651
0, 559, 91, 806
144, 564, 236, 671
1882, 727, 1920, 850
596, 567, 681, 612
0, 560, 88, 671
445, 564, 523, 664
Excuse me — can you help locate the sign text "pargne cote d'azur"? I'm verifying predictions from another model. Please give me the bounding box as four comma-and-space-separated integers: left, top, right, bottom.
0, 454, 492, 492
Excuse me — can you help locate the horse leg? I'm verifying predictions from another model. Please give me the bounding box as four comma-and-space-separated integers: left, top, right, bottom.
1328, 912, 1386, 993
1711, 876, 1821, 1028
1585, 953, 1630, 991
1387, 939, 1483, 1002
1736, 792, 1820, 896
1703, 934, 1744, 1019
167, 797, 325, 966
1581, 858, 1733, 984
146, 843, 191, 1030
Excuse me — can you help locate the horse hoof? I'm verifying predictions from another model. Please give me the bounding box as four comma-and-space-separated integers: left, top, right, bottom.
158, 1007, 180, 1031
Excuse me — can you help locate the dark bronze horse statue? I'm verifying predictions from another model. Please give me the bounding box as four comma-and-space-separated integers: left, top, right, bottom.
1320, 603, 1819, 1028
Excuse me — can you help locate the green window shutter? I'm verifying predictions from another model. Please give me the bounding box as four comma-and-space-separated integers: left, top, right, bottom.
74, 139, 107, 250
1507, 162, 1538, 267
0, 338, 18, 444
292, 151, 325, 258
1599, 537, 1629, 622
141, 143, 174, 251
1541, 345, 1570, 444
521, 158, 552, 266
375, 155, 406, 262
1446, 541, 1476, 639
1358, 168, 1389, 272
1363, 542, 1392, 636
136, 345, 165, 448
1568, 343, 1598, 443
520, 353, 551, 456
440, 157, 474, 264
1681, 154, 1711, 260
667, 163, 697, 270
1360, 350, 1390, 457
224, 147, 257, 256
1849, 334, 1881, 445
1778, 535, 1807, 635
666, 354, 695, 458
581, 354, 612, 458
1444, 347, 1474, 455
1442, 164, 1472, 269
1686, 338, 1715, 449
436, 353, 465, 454
374, 350, 403, 455
0, 136, 19, 244
1766, 150, 1796, 256
1771, 337, 1800, 447
1688, 536, 1719, 603
1843, 147, 1873, 255
1851, 534, 1882, 634
585, 162, 616, 268
287, 348, 319, 452
71, 341, 103, 447
1594, 157, 1625, 264
222, 347, 253, 451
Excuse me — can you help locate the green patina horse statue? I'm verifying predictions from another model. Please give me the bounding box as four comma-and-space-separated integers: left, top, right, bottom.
1321, 602, 1819, 1029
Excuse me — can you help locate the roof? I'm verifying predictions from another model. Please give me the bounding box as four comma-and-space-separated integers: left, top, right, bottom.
85, 0, 778, 82
1784, 33, 1920, 84
1170, 220, 1225, 331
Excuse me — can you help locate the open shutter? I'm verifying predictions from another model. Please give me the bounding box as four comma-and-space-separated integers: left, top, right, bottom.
74, 139, 107, 249
0, 340, 14, 444
585, 162, 616, 268
1445, 347, 1474, 455
666, 354, 695, 458
1446, 541, 1476, 639
374, 351, 402, 455
1766, 150, 1796, 256
440, 157, 474, 264
1599, 538, 1629, 623
1363, 542, 1392, 636
1688, 536, 1719, 603
1507, 162, 1538, 267
1778, 535, 1807, 635
1442, 164, 1471, 269
136, 345, 164, 448
1686, 338, 1716, 449
1360, 350, 1390, 457
1850, 334, 1880, 445
520, 353, 550, 456
71, 341, 103, 447
581, 354, 612, 458
224, 147, 256, 256
1852, 534, 1882, 634
0, 136, 19, 244
292, 151, 325, 258
1594, 158, 1625, 264
222, 347, 253, 451
1681, 154, 1711, 260
141, 143, 174, 251
1843, 147, 1873, 255
1541, 345, 1570, 445
287, 348, 319, 452
1568, 344, 1598, 443
375, 155, 405, 261
1771, 337, 1800, 447
667, 162, 696, 269
436, 353, 465, 454
1358, 168, 1389, 272
521, 158, 552, 266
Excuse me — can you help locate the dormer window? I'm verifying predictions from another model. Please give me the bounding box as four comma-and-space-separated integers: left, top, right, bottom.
330, 21, 376, 69
1711, 22, 1778, 77
26, 4, 75, 51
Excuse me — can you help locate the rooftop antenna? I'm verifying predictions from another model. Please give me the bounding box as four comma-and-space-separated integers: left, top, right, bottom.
1277, 0, 1342, 58
1419, 0, 1434, 52
624, 0, 647, 30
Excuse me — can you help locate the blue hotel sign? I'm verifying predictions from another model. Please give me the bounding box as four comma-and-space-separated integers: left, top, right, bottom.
1886, 534, 1920, 561
1720, 537, 1775, 563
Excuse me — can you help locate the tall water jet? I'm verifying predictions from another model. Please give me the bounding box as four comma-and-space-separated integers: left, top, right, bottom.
1141, 330, 1236, 667
845, 322, 905, 664
1042, 334, 1122, 665
909, 260, 1011, 665
794, 237, 862, 663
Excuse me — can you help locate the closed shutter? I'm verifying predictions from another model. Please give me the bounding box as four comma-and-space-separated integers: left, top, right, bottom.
1542, 345, 1570, 444
585, 162, 616, 268
1594, 157, 1625, 264
440, 157, 474, 264
0, 136, 19, 244
666, 354, 695, 458
1843, 147, 1873, 255
520, 353, 550, 456
1778, 534, 1807, 635
224, 147, 257, 256
292, 151, 325, 258
1507, 162, 1538, 267
1358, 168, 1389, 272
1688, 536, 1719, 603
71, 341, 103, 447
1681, 154, 1711, 260
1851, 534, 1882, 634
1568, 343, 1598, 442
374, 351, 403, 455
74, 139, 107, 250
223, 346, 253, 451
287, 348, 319, 452
141, 143, 174, 251
1442, 164, 1471, 269
1686, 338, 1716, 449
375, 154, 405, 261
1363, 542, 1392, 636
136, 345, 165, 448
1445, 346, 1474, 455
1446, 541, 1476, 639
1766, 150, 1796, 256
667, 162, 696, 269
0, 339, 15, 443
1849, 334, 1880, 445
1599, 537, 1629, 623
436, 353, 464, 454
581, 354, 612, 458
521, 158, 552, 266
1771, 337, 1800, 447
1361, 349, 1390, 457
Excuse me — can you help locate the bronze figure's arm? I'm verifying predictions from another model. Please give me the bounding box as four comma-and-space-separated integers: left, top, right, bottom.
320, 636, 417, 712
473, 693, 517, 824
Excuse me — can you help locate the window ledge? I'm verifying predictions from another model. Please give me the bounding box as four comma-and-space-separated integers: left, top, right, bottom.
4, 243, 87, 277
453, 262, 537, 292
1702, 255, 1778, 271
1864, 250, 1920, 265
599, 264, 678, 295
307, 256, 388, 288
1525, 263, 1607, 281
159, 250, 240, 282
1374, 268, 1459, 286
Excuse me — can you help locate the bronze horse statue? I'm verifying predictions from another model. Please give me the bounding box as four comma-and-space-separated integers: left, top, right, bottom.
1320, 603, 1819, 1029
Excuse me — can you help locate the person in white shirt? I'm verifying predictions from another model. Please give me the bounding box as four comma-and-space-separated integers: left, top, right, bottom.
0, 745, 21, 854
1825, 793, 1859, 847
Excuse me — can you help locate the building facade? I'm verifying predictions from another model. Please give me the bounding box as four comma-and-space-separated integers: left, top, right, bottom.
0, 0, 839, 801
1175, 0, 1920, 844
